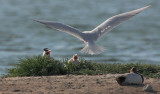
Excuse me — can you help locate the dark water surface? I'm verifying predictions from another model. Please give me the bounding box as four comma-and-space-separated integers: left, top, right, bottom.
0, 0, 160, 76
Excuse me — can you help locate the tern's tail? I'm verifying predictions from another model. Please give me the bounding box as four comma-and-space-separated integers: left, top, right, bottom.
80, 43, 105, 55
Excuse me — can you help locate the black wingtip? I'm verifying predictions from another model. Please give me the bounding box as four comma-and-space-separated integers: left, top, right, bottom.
32, 19, 47, 25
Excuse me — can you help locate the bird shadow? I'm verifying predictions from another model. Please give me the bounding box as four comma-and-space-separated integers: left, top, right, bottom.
120, 84, 144, 87
120, 84, 157, 93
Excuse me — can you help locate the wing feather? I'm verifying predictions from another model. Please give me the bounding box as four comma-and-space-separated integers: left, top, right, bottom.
91, 5, 151, 38
34, 20, 84, 40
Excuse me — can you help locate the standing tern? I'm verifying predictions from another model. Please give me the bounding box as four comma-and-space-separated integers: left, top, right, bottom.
34, 5, 150, 55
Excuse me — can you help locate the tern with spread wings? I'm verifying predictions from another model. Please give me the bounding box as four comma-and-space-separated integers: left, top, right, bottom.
34, 5, 150, 55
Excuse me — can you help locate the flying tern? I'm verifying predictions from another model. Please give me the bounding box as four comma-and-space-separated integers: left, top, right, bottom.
34, 5, 150, 55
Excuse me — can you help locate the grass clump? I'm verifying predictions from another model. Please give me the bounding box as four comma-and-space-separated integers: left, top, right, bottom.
5, 55, 66, 77
3, 55, 160, 78
64, 58, 102, 75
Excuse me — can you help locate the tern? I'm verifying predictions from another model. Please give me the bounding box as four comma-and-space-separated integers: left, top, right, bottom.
68, 54, 80, 65
34, 5, 150, 55
42, 48, 51, 57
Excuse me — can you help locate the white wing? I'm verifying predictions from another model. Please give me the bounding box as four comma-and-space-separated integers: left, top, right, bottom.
91, 5, 151, 39
34, 20, 84, 40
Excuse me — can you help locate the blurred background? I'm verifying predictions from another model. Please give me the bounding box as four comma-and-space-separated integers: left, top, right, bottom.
0, 0, 159, 76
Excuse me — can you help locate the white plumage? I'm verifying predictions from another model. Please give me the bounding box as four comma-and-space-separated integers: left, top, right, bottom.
34, 5, 150, 55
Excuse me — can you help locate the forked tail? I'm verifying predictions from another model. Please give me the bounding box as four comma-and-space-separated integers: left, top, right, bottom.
80, 42, 106, 55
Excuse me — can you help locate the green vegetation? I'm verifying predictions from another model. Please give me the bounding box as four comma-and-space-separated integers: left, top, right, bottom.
5, 55, 66, 77
3, 55, 160, 78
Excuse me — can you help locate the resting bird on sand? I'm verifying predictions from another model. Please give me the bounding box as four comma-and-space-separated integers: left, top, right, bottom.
68, 54, 80, 65
42, 48, 51, 57
34, 5, 150, 55
116, 67, 144, 85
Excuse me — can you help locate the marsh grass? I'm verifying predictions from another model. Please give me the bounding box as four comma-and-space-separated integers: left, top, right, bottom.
3, 55, 160, 78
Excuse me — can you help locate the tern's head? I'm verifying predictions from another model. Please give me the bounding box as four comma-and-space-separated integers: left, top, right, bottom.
73, 54, 78, 60
43, 48, 51, 55
130, 67, 137, 73
44, 48, 49, 51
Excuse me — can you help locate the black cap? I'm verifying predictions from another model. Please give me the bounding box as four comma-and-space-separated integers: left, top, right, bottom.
44, 48, 49, 51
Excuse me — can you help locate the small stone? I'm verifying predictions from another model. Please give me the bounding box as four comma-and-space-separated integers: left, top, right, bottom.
13, 89, 21, 92
143, 84, 153, 92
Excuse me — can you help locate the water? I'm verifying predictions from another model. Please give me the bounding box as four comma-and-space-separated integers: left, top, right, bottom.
0, 0, 160, 76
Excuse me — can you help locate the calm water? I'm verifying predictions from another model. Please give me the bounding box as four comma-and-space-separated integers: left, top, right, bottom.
0, 0, 160, 76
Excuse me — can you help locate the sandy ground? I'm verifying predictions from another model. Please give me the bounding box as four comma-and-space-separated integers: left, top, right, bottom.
0, 74, 159, 94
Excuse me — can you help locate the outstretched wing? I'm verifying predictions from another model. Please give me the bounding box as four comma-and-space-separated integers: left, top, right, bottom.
34, 20, 84, 40
91, 5, 151, 39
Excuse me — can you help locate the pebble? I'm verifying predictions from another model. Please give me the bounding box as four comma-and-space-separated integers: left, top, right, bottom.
143, 84, 153, 92
13, 89, 21, 92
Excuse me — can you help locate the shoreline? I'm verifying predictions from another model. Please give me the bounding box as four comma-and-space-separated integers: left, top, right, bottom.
0, 74, 159, 94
